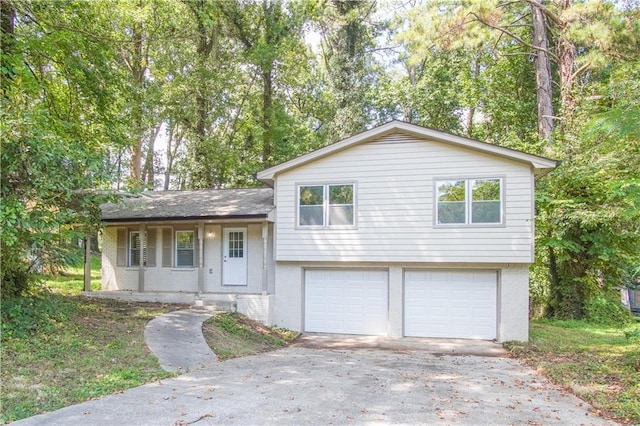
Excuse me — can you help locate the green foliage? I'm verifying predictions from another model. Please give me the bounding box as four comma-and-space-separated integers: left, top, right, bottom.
624, 327, 640, 341
1, 293, 75, 340
1, 290, 175, 423
1, 0, 120, 295
0, 255, 35, 299
583, 294, 634, 326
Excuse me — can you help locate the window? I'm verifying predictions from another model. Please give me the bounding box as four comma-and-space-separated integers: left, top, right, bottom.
175, 231, 194, 267
436, 178, 503, 225
227, 231, 244, 258
129, 231, 147, 266
298, 183, 354, 227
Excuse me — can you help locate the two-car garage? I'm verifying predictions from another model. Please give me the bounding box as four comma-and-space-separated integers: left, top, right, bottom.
303, 269, 498, 340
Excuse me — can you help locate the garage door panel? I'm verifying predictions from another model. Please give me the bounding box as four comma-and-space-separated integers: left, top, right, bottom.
405, 270, 497, 340
305, 269, 388, 336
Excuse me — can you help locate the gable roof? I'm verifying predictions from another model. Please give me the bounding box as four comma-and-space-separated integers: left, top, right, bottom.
257, 120, 560, 186
101, 188, 273, 223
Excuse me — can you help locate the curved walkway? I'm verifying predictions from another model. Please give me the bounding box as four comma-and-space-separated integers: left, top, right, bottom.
144, 309, 217, 372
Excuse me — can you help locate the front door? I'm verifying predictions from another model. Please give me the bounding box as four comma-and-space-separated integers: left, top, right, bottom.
223, 228, 247, 286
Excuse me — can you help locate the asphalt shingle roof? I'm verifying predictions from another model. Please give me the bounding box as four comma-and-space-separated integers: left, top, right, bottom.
101, 188, 274, 222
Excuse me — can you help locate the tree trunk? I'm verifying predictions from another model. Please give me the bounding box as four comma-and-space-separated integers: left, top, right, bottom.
557, 0, 576, 134
128, 17, 145, 188
142, 125, 160, 190
262, 69, 273, 167
189, 1, 216, 188
530, 1, 555, 142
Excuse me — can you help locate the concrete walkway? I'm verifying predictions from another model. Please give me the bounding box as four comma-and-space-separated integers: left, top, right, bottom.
144, 309, 217, 372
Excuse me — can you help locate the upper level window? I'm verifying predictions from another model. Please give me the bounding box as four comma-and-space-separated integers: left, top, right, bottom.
175, 231, 195, 267
298, 184, 354, 227
129, 231, 147, 266
436, 178, 503, 225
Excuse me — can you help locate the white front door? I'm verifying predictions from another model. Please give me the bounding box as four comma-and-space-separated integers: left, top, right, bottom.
223, 228, 247, 286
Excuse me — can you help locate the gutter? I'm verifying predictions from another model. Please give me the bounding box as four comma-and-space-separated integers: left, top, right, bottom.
101, 213, 269, 224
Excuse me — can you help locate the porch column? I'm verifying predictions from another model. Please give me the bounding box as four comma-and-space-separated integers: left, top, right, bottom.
138, 223, 145, 292
261, 221, 269, 295
83, 232, 91, 292
197, 222, 204, 294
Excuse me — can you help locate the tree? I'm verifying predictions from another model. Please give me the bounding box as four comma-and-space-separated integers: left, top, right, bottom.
318, 0, 377, 140
1, 0, 121, 295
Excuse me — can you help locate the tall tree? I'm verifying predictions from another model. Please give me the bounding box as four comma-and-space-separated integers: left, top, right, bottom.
1, 0, 122, 295
319, 0, 377, 140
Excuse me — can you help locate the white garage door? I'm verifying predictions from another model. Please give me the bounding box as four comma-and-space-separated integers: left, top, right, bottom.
305, 269, 388, 335
405, 270, 497, 340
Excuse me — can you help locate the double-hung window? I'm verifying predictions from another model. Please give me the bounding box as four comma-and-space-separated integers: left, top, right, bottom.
175, 230, 195, 267
436, 178, 503, 225
298, 183, 355, 227
129, 231, 147, 266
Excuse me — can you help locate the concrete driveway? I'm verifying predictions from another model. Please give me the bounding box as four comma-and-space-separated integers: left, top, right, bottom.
15, 336, 614, 426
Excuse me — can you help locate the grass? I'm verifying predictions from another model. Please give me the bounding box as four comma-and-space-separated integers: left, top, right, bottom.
202, 312, 298, 360
1, 255, 297, 423
0, 257, 179, 423
506, 319, 640, 425
43, 255, 102, 294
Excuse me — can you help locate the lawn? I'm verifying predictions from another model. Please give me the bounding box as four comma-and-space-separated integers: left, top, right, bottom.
0, 257, 179, 423
507, 319, 640, 425
202, 312, 298, 360
0, 257, 296, 423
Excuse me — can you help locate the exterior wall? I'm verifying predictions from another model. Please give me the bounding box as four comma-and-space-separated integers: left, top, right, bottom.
273, 262, 530, 342
101, 221, 273, 295
237, 295, 274, 325
274, 132, 535, 263
499, 264, 530, 341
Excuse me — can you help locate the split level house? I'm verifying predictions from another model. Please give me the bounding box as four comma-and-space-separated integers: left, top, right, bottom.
99, 121, 559, 342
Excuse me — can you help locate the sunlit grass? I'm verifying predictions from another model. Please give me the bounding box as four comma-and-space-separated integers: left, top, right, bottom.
43, 255, 102, 294
507, 319, 640, 424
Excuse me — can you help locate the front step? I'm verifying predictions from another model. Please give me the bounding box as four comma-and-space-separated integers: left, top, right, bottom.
192, 298, 237, 313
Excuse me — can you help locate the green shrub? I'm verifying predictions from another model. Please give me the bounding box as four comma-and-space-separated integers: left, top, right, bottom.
0, 293, 76, 339
1, 255, 35, 298
583, 294, 634, 326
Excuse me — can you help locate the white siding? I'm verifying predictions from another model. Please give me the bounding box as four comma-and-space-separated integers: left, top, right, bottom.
274, 133, 534, 263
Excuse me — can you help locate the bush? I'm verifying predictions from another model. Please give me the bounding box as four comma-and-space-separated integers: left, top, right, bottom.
1, 255, 35, 298
583, 294, 634, 326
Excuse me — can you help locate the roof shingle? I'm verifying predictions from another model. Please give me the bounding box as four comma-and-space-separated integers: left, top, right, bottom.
101, 188, 274, 222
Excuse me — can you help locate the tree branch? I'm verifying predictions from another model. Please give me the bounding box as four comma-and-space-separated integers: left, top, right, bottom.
469, 12, 560, 63
525, 0, 564, 27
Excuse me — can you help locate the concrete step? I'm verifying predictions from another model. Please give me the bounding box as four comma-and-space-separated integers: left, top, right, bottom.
192, 298, 236, 313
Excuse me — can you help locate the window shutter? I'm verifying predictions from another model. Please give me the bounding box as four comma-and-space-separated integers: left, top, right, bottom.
116, 229, 126, 266
146, 229, 157, 267
162, 228, 172, 267
193, 232, 200, 268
